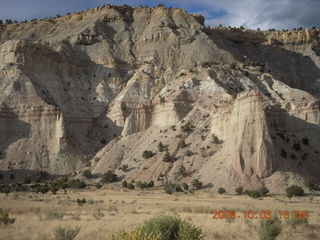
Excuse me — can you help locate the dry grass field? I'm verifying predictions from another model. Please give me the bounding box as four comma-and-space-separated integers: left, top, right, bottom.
0, 186, 320, 240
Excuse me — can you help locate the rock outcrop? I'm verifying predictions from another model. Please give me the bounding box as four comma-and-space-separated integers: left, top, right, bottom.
0, 4, 320, 192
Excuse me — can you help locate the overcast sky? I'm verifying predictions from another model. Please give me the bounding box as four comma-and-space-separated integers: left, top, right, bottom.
1, 0, 319, 30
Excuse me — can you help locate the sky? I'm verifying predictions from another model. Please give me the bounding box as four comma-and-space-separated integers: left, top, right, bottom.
0, 0, 319, 30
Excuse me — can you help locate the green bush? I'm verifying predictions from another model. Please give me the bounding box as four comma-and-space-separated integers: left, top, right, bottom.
178, 140, 187, 149
245, 190, 261, 198
67, 179, 86, 189
119, 164, 129, 172
76, 198, 86, 206
212, 134, 223, 144
32, 184, 50, 194
191, 179, 203, 190
162, 151, 172, 162
286, 185, 304, 198
112, 228, 160, 240
235, 186, 243, 195
127, 183, 135, 190
177, 165, 187, 177
181, 122, 195, 133
0, 209, 15, 225
259, 187, 269, 196
259, 218, 282, 240
122, 180, 128, 188
218, 187, 226, 194
164, 183, 183, 194
54, 226, 81, 240
143, 150, 154, 159
36, 171, 50, 182
0, 184, 12, 194
293, 143, 301, 151
136, 181, 155, 189
182, 183, 189, 191
303, 177, 315, 190
302, 137, 309, 145
96, 183, 102, 189
185, 150, 194, 157
101, 171, 118, 183
280, 149, 287, 158
141, 214, 203, 240
158, 142, 166, 152
82, 169, 92, 178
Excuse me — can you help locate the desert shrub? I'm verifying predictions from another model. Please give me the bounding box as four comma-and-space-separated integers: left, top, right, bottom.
143, 150, 154, 159
136, 181, 144, 189
177, 165, 187, 177
119, 164, 129, 172
68, 179, 86, 189
293, 143, 301, 151
141, 214, 203, 240
0, 173, 3, 180
32, 184, 50, 194
212, 134, 223, 144
0, 209, 15, 225
51, 176, 69, 190
302, 137, 309, 145
36, 171, 50, 182
127, 183, 135, 190
286, 185, 304, 198
82, 169, 92, 178
45, 211, 64, 220
191, 179, 203, 190
286, 216, 308, 228
137, 181, 155, 189
280, 149, 287, 158
303, 177, 315, 190
164, 183, 183, 194
23, 177, 31, 184
76, 198, 86, 206
160, 96, 166, 104
50, 185, 59, 194
162, 151, 172, 162
178, 140, 187, 149
101, 171, 118, 183
181, 122, 194, 133
185, 150, 194, 157
245, 190, 261, 198
218, 187, 226, 194
148, 180, 154, 188
54, 226, 81, 240
235, 186, 243, 195
92, 208, 105, 220
259, 187, 269, 196
122, 180, 128, 188
112, 228, 160, 240
95, 183, 102, 189
9, 173, 15, 180
158, 142, 166, 152
0, 184, 12, 194
259, 217, 282, 240
182, 183, 189, 191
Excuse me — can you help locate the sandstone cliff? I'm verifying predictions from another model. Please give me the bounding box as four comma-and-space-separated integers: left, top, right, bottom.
0, 4, 320, 192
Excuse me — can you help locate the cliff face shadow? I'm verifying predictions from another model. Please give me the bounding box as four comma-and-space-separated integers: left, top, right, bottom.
208, 32, 320, 97
267, 106, 320, 184
0, 105, 31, 160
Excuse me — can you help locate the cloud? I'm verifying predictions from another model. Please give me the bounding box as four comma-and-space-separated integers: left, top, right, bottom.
0, 0, 319, 30
196, 0, 320, 30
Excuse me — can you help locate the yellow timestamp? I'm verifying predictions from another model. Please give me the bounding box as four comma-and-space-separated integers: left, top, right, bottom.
211, 210, 309, 220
